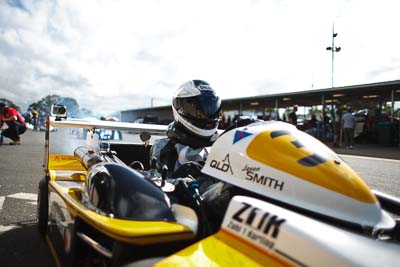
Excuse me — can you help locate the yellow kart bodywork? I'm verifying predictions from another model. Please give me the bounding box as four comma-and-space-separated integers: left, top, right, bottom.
47, 153, 194, 245
156, 229, 293, 267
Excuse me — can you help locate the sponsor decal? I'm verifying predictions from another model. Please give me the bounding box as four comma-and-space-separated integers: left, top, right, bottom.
226, 201, 286, 250
242, 164, 284, 191
233, 130, 252, 144
198, 84, 212, 90
53, 155, 76, 161
209, 154, 233, 174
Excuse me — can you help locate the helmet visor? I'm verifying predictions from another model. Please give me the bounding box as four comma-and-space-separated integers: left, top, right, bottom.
174, 91, 221, 121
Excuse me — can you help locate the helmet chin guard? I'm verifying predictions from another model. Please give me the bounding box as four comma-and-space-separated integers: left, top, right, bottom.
173, 108, 218, 138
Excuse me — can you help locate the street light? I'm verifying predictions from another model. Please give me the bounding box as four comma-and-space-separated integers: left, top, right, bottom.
326, 24, 341, 88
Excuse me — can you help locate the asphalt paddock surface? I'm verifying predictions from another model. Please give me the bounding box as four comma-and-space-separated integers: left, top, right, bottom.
0, 129, 399, 266
0, 130, 52, 266
0, 222, 54, 267
331, 143, 400, 161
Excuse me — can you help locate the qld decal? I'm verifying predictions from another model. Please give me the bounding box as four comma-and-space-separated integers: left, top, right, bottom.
233, 130, 252, 144
242, 165, 284, 191
209, 154, 233, 174
226, 201, 286, 250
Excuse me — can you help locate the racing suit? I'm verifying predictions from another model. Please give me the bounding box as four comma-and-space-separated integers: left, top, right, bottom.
150, 121, 216, 193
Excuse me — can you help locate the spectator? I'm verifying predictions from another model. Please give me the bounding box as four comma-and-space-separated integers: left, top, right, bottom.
288, 105, 298, 126
31, 107, 39, 131
100, 116, 123, 140
341, 107, 356, 149
305, 114, 318, 137
23, 112, 32, 125
309, 114, 317, 128
226, 115, 232, 128
0, 102, 27, 145
332, 103, 342, 147
219, 113, 226, 129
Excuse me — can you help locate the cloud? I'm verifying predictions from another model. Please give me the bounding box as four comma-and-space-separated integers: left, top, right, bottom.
0, 0, 399, 116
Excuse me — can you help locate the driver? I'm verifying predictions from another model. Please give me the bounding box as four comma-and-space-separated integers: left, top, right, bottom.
150, 80, 221, 193
149, 80, 259, 234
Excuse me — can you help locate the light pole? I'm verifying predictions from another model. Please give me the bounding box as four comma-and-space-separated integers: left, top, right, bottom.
326, 24, 341, 88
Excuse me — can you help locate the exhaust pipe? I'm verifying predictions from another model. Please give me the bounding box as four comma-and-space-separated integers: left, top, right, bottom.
74, 146, 104, 170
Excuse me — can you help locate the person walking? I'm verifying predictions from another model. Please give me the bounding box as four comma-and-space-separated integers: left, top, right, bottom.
0, 102, 27, 145
100, 116, 123, 140
341, 107, 356, 149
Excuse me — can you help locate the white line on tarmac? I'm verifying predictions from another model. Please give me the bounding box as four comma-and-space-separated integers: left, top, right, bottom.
339, 154, 400, 163
0, 224, 18, 233
0, 196, 5, 210
7, 193, 38, 201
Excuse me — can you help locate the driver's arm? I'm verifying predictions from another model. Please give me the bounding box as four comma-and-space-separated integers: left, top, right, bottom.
149, 138, 177, 176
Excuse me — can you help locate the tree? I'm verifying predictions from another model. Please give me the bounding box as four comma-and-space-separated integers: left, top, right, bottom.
28, 95, 82, 118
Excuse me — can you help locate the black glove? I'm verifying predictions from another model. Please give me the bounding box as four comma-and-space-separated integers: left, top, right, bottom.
174, 161, 204, 179
173, 177, 202, 206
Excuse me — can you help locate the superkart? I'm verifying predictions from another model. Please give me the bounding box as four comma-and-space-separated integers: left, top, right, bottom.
37, 107, 400, 267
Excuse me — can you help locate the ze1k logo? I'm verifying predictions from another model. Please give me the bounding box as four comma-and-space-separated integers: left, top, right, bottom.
210, 154, 233, 175
232, 202, 286, 239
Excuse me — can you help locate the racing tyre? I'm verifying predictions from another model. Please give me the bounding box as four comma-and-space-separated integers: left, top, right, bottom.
37, 176, 49, 238
67, 219, 83, 267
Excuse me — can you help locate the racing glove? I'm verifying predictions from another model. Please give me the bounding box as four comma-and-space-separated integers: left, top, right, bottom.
173, 177, 202, 206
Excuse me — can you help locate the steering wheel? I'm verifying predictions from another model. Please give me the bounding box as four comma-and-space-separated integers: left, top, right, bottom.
129, 161, 144, 170
174, 161, 204, 179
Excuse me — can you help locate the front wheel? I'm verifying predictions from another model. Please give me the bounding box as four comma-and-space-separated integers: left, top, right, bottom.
37, 176, 49, 238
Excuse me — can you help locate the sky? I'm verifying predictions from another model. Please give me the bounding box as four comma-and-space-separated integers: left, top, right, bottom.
1, 0, 400, 116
